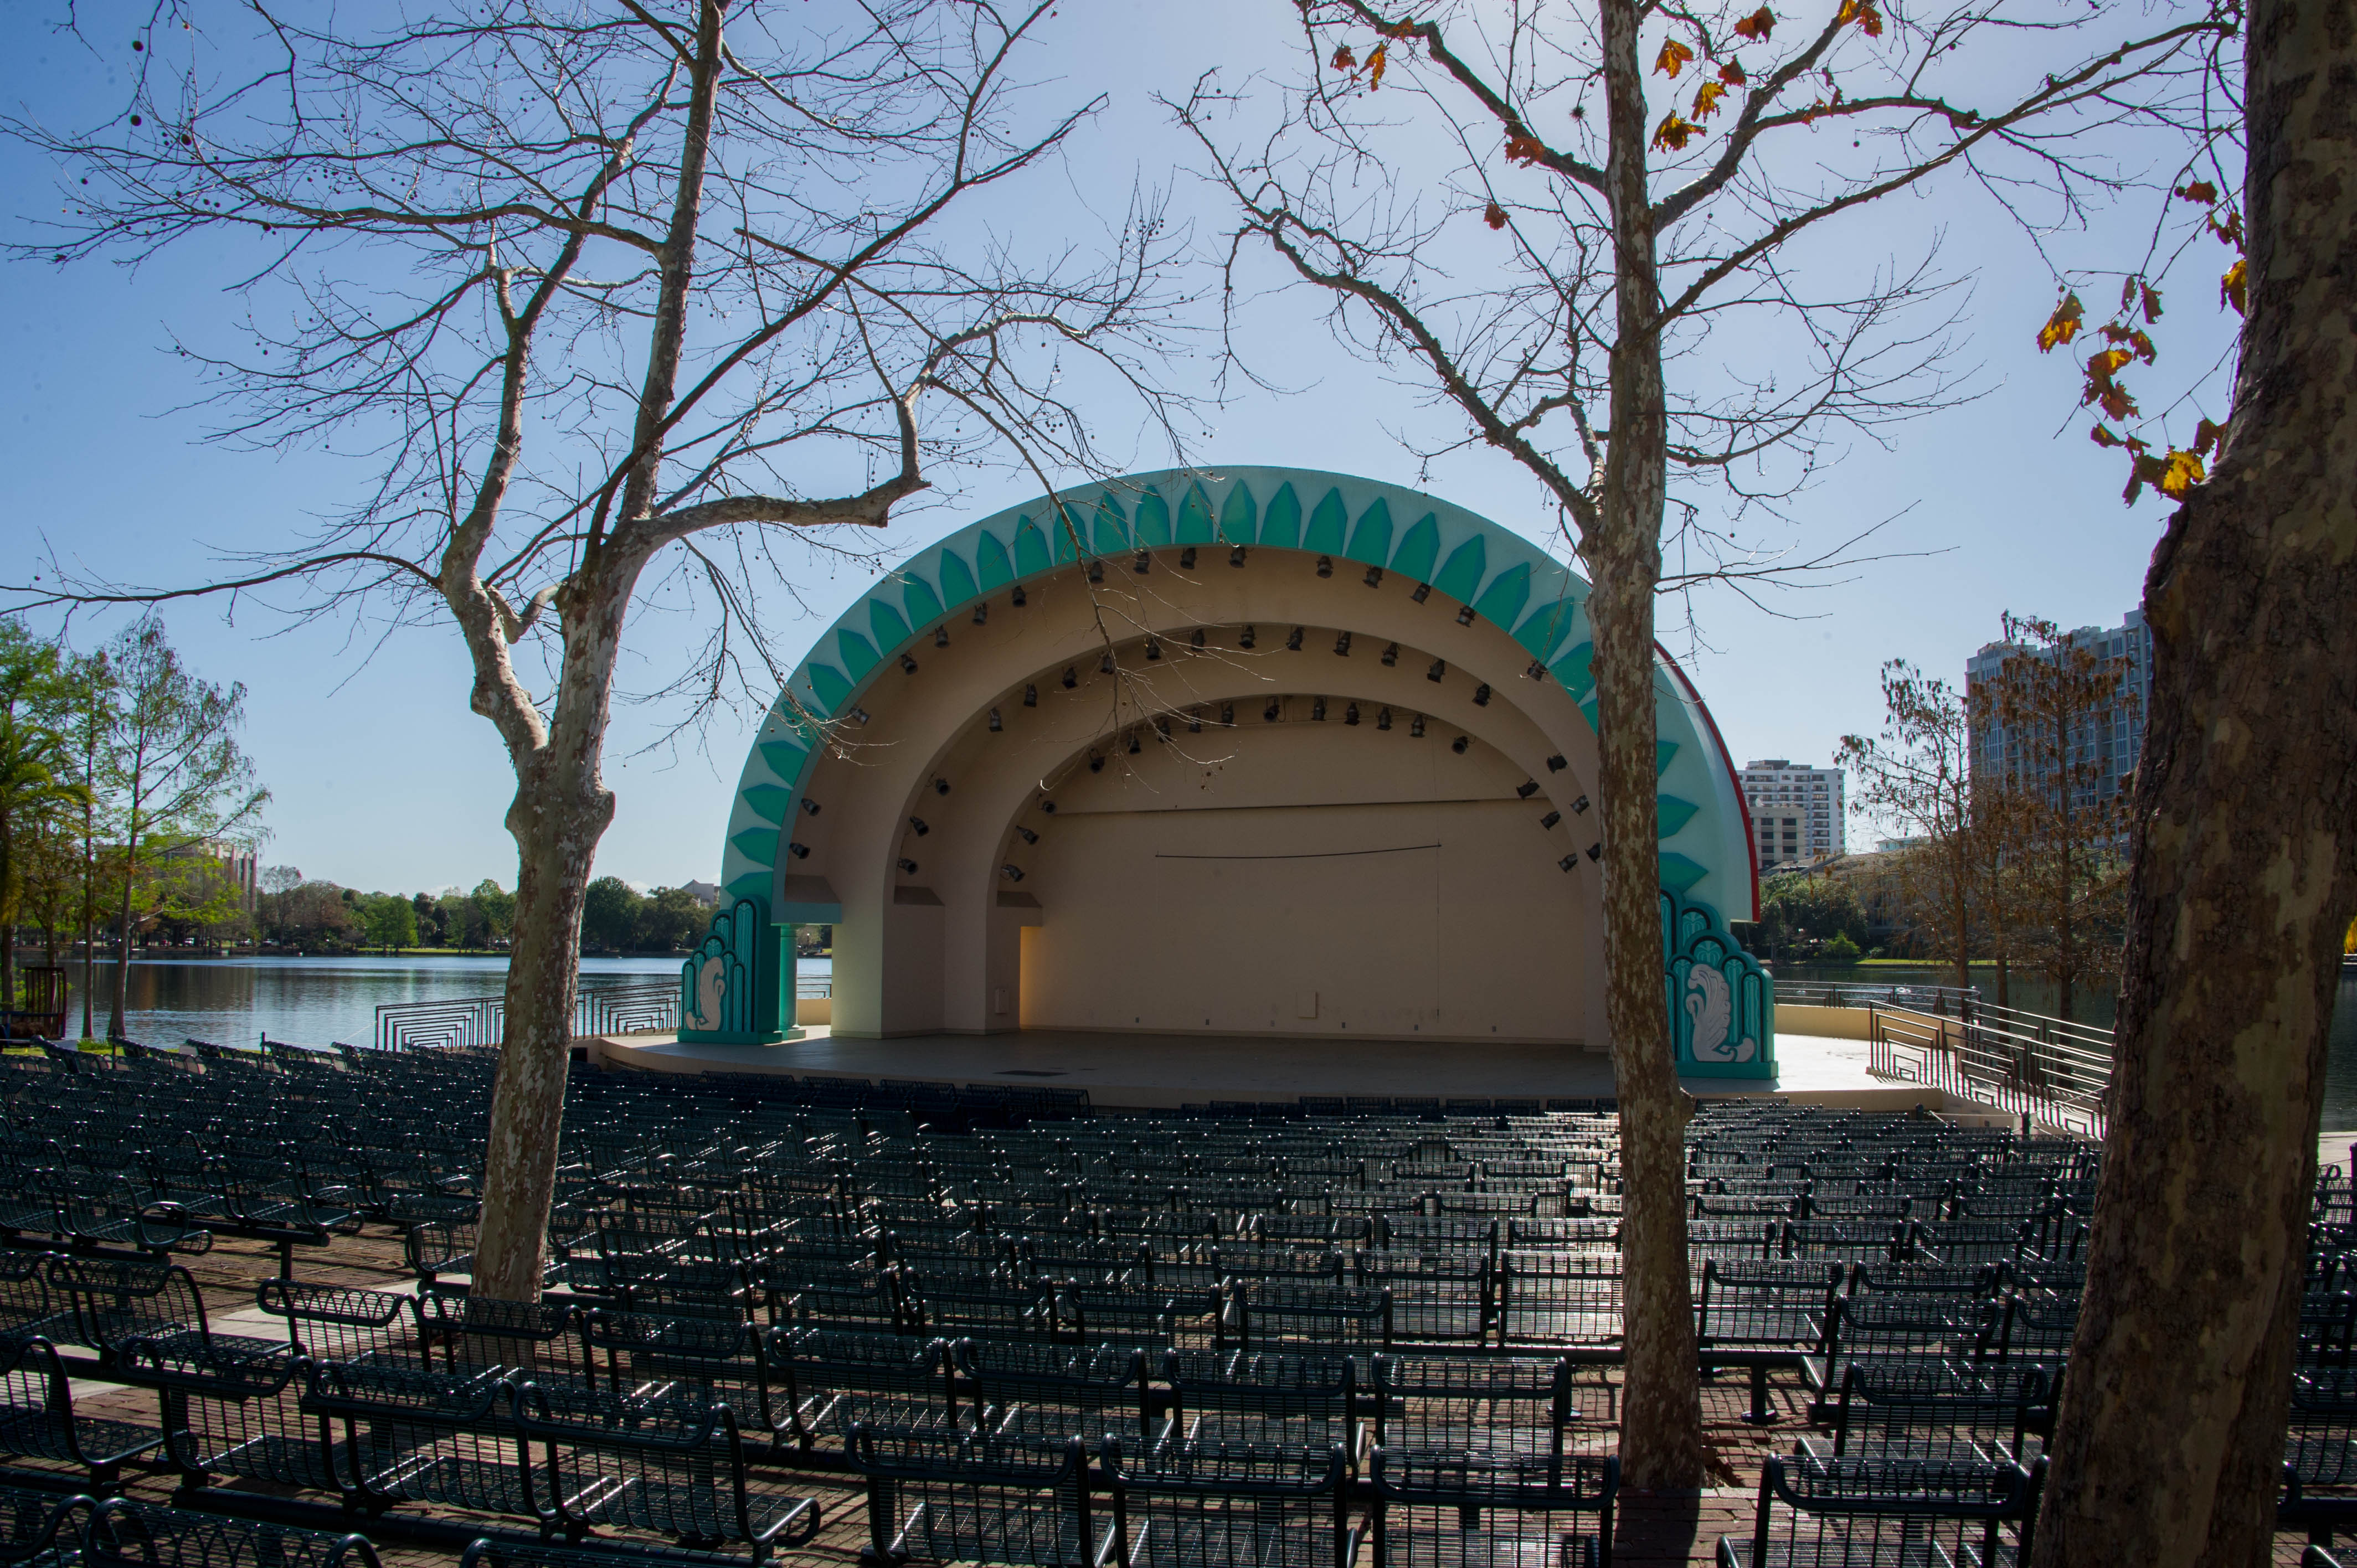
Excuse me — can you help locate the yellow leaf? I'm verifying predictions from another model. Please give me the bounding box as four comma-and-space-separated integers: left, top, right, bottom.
2156, 447, 2205, 499
1651, 111, 1701, 151
1656, 38, 1695, 77
2085, 347, 2132, 379
1692, 80, 1728, 119
2221, 256, 2247, 315
1835, 0, 1883, 34
2035, 292, 2083, 353
1367, 42, 1388, 88
1733, 7, 1776, 39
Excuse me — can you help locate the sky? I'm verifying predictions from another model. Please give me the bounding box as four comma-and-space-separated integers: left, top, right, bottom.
0, 0, 2233, 895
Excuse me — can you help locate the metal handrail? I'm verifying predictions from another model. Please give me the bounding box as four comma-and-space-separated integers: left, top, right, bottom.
1865, 1003, 2111, 1138
372, 969, 832, 1049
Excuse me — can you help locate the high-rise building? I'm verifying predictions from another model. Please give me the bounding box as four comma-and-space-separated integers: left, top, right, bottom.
1741, 760, 1846, 869
1965, 608, 2152, 812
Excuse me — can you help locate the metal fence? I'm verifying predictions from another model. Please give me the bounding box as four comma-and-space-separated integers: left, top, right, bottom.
372, 970, 833, 1050
1864, 1002, 2114, 1138
1773, 979, 1983, 1014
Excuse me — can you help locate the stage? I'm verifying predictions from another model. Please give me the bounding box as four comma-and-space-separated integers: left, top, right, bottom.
591, 1025, 1989, 1115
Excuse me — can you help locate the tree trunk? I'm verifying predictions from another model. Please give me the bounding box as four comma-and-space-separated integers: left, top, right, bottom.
1595, 0, 1705, 1492
107, 824, 137, 1041
2030, 7, 2357, 1562
77, 798, 92, 1043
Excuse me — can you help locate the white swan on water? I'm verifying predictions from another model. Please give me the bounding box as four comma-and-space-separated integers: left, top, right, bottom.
688, 956, 728, 1032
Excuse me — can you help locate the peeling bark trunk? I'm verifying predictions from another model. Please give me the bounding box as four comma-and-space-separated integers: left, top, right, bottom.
1596, 0, 1705, 1491
2030, 6, 2357, 1564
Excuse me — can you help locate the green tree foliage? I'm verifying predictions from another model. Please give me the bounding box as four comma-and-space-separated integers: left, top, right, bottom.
1756, 873, 1870, 964
579, 877, 711, 953
361, 893, 418, 952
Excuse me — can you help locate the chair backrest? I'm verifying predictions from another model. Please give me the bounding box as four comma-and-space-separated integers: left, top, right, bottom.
47, 1256, 207, 1354
1097, 1436, 1353, 1568
0, 1482, 92, 1567
848, 1426, 1095, 1568
1370, 1353, 1574, 1456
955, 1337, 1149, 1441
1367, 1448, 1619, 1568
86, 1497, 382, 1568
1743, 1454, 2041, 1568
256, 1281, 423, 1366
510, 1382, 749, 1543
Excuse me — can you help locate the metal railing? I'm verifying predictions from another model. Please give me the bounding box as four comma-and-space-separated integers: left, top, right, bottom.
373, 979, 681, 1051
1865, 1002, 2113, 1138
372, 970, 832, 1050
1774, 980, 1982, 1014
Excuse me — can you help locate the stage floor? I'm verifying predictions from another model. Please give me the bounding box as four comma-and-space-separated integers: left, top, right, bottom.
595, 1025, 1974, 1113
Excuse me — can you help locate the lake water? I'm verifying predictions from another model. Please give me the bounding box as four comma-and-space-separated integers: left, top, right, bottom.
45, 954, 833, 1050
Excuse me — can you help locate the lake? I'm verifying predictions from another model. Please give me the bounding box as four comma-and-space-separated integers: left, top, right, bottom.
46, 954, 834, 1051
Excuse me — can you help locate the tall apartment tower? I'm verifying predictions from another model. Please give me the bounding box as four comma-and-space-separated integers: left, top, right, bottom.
1741, 761, 1847, 869
1965, 608, 2153, 811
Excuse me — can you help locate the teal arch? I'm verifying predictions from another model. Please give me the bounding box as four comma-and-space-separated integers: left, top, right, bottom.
717, 467, 1764, 1043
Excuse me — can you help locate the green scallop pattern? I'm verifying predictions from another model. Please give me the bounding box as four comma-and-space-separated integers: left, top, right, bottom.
718, 468, 1759, 946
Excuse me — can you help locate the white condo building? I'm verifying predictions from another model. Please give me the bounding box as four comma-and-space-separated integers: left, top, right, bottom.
1741, 760, 1846, 869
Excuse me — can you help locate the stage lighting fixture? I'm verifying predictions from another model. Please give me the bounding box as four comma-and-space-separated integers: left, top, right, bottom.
1220, 702, 1236, 725
1239, 625, 1257, 649
1128, 732, 1143, 754
1146, 638, 1162, 662
1001, 864, 1026, 882
1041, 799, 1058, 813
1134, 549, 1151, 574
898, 858, 919, 875
1191, 628, 1207, 650
1286, 626, 1305, 651
1456, 605, 1478, 626
1024, 684, 1038, 708
1099, 651, 1115, 675
972, 603, 988, 626
1187, 708, 1202, 733
1311, 697, 1327, 721
848, 706, 871, 726
1088, 559, 1104, 583
1411, 582, 1432, 604
1547, 754, 1568, 772
1381, 642, 1399, 667
1017, 826, 1039, 844
1344, 703, 1360, 726
1088, 752, 1105, 773
799, 798, 821, 817
1473, 683, 1492, 706
1334, 631, 1352, 656
1587, 842, 1603, 862
1316, 554, 1334, 577
1572, 795, 1591, 814
1364, 565, 1383, 588
1062, 666, 1078, 689
1540, 811, 1561, 830
1155, 716, 1171, 739
1560, 854, 1578, 873
788, 842, 811, 859
1012, 585, 1027, 607
1376, 707, 1393, 731
1180, 546, 1197, 569
1452, 734, 1470, 754
934, 777, 950, 796
1411, 715, 1426, 738
899, 653, 919, 674
987, 708, 1003, 733
1525, 661, 1547, 682
1517, 780, 1540, 798
1426, 659, 1445, 683
909, 817, 930, 836
1230, 545, 1248, 567
1264, 699, 1281, 723
935, 625, 950, 647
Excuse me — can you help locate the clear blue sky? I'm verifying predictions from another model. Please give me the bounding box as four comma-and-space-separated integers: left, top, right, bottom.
0, 1, 2229, 895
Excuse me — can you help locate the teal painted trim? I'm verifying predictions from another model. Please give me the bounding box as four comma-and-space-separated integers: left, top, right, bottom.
725, 871, 768, 900
729, 828, 780, 869
1656, 740, 1680, 777
1177, 484, 1217, 544
1014, 517, 1051, 576
1473, 561, 1531, 632
1391, 513, 1441, 583
741, 785, 794, 826
1051, 504, 1082, 564
1218, 482, 1258, 544
1261, 482, 1303, 548
1433, 535, 1487, 604
680, 895, 795, 1045
836, 629, 879, 682
900, 573, 944, 635
1090, 495, 1129, 557
1303, 487, 1349, 555
1551, 641, 1596, 704
975, 530, 1015, 591
1134, 487, 1173, 549
1344, 498, 1393, 566
757, 741, 810, 781
937, 548, 979, 610
1659, 853, 1707, 894
1657, 796, 1701, 838
1514, 597, 1580, 664
869, 599, 912, 656
1664, 888, 1775, 1079
807, 664, 852, 713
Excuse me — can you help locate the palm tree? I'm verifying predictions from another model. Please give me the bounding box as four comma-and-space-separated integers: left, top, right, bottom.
0, 715, 91, 1030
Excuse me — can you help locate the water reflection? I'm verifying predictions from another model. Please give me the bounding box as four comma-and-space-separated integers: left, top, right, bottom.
51, 955, 834, 1050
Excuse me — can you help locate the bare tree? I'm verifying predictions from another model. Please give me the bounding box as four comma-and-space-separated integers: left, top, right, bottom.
2029, 0, 2357, 1557
1177, 0, 2227, 1484
5, 0, 1190, 1299
1839, 662, 1982, 991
